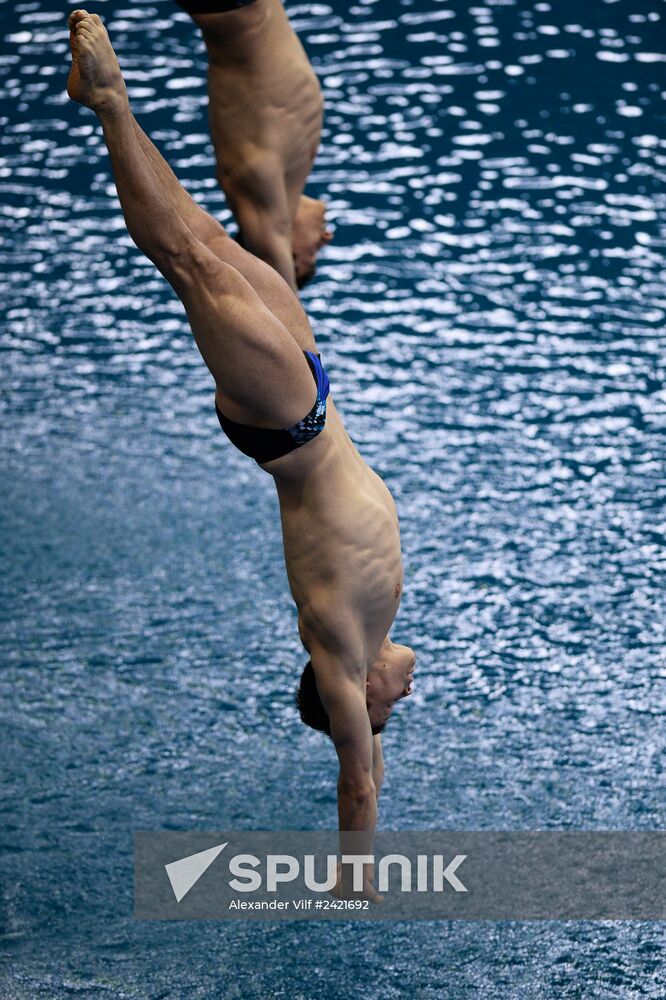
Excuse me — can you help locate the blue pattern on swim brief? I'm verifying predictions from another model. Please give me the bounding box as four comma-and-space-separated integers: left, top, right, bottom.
287, 351, 330, 445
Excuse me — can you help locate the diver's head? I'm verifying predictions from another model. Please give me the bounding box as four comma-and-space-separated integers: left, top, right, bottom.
295, 643, 415, 737
292, 195, 332, 288
295, 660, 387, 738
364, 639, 416, 730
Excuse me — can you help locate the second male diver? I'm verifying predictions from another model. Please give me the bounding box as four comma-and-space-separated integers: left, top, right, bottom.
176, 0, 332, 290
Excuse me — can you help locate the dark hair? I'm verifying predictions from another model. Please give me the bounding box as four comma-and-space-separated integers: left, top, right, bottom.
295, 660, 386, 738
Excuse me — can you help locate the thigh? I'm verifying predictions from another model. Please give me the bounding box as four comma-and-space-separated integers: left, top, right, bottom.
169, 242, 317, 427
204, 230, 318, 353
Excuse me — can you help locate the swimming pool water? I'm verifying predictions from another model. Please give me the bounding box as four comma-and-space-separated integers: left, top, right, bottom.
1, 0, 665, 996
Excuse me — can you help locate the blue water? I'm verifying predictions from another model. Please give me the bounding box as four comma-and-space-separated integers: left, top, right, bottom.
1, 0, 665, 995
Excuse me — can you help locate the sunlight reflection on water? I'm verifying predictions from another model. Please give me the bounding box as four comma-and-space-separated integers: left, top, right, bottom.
1, 0, 665, 996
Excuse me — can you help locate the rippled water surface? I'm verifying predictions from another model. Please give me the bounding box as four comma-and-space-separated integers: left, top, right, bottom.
1, 0, 665, 996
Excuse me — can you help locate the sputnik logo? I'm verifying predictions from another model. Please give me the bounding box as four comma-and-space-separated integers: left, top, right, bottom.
165, 844, 468, 900
165, 843, 228, 902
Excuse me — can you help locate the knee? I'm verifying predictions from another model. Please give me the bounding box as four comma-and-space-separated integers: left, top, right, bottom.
145, 234, 208, 286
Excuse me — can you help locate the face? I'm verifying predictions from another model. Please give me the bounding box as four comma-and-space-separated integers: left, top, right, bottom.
292, 195, 332, 286
365, 639, 416, 730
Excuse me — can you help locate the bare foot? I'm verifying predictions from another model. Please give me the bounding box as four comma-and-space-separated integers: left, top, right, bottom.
66, 9, 126, 114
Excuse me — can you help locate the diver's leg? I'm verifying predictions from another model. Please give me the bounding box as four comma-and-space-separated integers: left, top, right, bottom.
68, 10, 315, 348
131, 105, 317, 352
67, 11, 198, 272
135, 109, 318, 352
66, 9, 316, 424
131, 97, 318, 352
130, 117, 226, 247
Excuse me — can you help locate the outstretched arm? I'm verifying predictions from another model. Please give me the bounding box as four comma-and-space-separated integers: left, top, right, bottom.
326, 680, 377, 835
372, 734, 384, 803
313, 657, 383, 903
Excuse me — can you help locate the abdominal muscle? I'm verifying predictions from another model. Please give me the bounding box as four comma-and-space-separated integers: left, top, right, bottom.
270, 401, 404, 664
200, 0, 322, 193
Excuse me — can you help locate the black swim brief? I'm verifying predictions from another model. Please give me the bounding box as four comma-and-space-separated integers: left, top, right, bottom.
175, 0, 256, 13
215, 351, 330, 466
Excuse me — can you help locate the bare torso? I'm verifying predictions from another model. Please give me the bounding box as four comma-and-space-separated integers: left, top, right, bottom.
193, 0, 323, 216
197, 228, 403, 667
271, 404, 403, 669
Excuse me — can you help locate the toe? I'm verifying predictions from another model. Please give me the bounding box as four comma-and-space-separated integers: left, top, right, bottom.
68, 9, 89, 28
76, 20, 96, 35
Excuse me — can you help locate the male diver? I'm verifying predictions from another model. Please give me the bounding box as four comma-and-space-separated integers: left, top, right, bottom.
66, 10, 415, 901
175, 0, 331, 290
